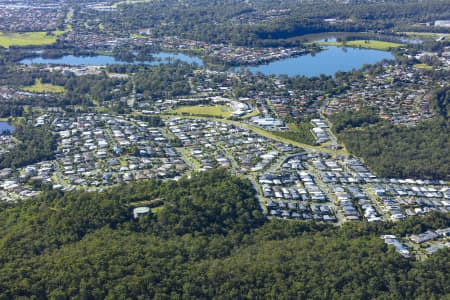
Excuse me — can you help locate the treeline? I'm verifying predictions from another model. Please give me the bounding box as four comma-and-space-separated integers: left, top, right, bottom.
0, 67, 131, 107
0, 122, 57, 169
330, 105, 450, 179
0, 103, 24, 118
272, 122, 316, 145
134, 62, 193, 99
72, 0, 450, 46
0, 169, 448, 298
332, 108, 381, 133
0, 62, 199, 109
431, 86, 449, 120
135, 115, 165, 127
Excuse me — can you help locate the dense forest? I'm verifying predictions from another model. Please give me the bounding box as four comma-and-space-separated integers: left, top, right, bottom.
0, 169, 448, 299
0, 121, 57, 169
134, 62, 194, 100
330, 93, 450, 180
71, 0, 450, 46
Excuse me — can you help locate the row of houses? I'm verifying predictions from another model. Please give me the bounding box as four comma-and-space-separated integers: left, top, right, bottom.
382, 227, 450, 259
267, 200, 337, 222
0, 1, 64, 31
52, 114, 187, 186
311, 118, 330, 144
168, 118, 285, 173
324, 64, 448, 126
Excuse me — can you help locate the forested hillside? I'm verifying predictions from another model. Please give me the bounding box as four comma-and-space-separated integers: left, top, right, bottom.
0, 169, 448, 299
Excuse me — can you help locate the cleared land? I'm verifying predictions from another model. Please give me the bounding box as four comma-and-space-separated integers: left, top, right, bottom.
316, 40, 403, 50
170, 105, 231, 118
22, 79, 66, 94
0, 31, 64, 48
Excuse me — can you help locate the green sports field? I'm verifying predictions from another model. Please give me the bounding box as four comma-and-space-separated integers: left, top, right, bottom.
171, 105, 231, 118
0, 31, 64, 48
22, 79, 66, 94
316, 40, 403, 51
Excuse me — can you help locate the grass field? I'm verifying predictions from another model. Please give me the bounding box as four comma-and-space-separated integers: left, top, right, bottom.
287, 122, 300, 131
0, 31, 65, 48
93, 0, 153, 9
241, 107, 260, 119
180, 148, 201, 170
413, 63, 433, 70
316, 40, 403, 51
22, 79, 66, 94
171, 105, 231, 118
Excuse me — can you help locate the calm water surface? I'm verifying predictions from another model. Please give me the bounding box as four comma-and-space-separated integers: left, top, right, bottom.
21, 47, 394, 77
238, 46, 394, 77
0, 122, 14, 134
21, 52, 203, 66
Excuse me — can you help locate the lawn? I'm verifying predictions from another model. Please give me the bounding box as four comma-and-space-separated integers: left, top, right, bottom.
413, 63, 433, 70
316, 40, 403, 51
241, 107, 260, 119
92, 0, 153, 9
180, 148, 202, 170
22, 79, 66, 94
171, 105, 231, 118
0, 31, 64, 48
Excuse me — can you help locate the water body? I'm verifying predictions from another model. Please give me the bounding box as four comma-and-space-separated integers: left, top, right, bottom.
21, 52, 203, 66
21, 47, 394, 77
0, 122, 14, 134
237, 46, 394, 77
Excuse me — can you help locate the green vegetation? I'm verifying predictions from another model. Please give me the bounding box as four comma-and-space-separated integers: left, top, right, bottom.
242, 107, 261, 118
171, 105, 231, 118
432, 87, 450, 121
330, 102, 450, 180
180, 148, 202, 170
0, 121, 57, 169
414, 63, 433, 70
0, 31, 62, 48
73, 0, 450, 47
272, 121, 316, 145
134, 63, 193, 99
0, 169, 448, 298
134, 115, 165, 127
316, 40, 404, 51
92, 0, 154, 10
331, 108, 381, 133
22, 79, 66, 94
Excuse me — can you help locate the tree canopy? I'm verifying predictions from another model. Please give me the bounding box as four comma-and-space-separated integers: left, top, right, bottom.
0, 169, 448, 299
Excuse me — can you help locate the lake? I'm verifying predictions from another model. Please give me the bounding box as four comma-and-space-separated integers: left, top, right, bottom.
21, 52, 204, 67
236, 46, 394, 77
0, 122, 14, 134
21, 47, 394, 77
